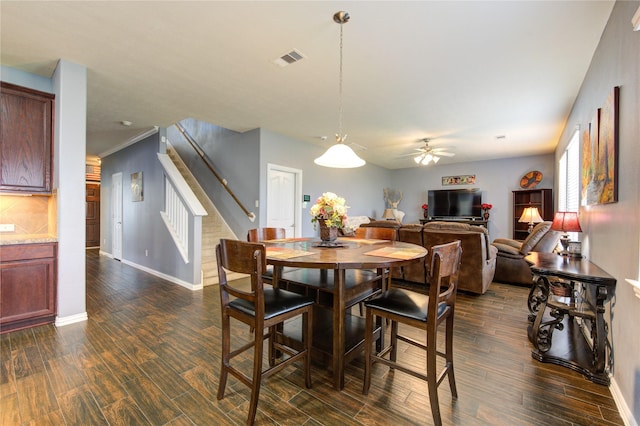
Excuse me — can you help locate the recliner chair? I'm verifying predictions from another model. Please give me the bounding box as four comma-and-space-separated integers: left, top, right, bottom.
491, 221, 560, 285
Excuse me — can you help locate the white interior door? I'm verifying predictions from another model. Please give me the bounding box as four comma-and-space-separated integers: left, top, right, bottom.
267, 164, 301, 237
112, 172, 123, 260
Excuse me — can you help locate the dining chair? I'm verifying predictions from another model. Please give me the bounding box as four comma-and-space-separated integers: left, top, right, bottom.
354, 226, 398, 315
247, 227, 287, 283
247, 227, 286, 244
354, 226, 397, 241
362, 240, 462, 426
216, 239, 314, 425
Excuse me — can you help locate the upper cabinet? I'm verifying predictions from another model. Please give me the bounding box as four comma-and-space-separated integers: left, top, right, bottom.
1, 82, 54, 194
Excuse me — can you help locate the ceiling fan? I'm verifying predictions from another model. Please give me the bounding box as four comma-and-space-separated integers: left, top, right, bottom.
400, 138, 455, 165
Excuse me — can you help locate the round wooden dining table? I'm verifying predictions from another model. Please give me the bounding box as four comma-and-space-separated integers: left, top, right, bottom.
263, 237, 427, 390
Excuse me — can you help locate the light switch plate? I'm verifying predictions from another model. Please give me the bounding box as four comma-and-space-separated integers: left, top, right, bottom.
0, 224, 16, 232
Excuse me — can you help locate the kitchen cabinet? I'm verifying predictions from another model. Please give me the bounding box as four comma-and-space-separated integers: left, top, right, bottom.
0, 242, 57, 333
0, 82, 54, 194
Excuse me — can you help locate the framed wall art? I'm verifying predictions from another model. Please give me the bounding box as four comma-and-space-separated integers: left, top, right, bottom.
442, 175, 476, 186
582, 86, 619, 205
131, 171, 143, 202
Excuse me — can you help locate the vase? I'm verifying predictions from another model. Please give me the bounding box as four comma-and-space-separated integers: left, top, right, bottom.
319, 223, 339, 242
483, 212, 490, 221
423, 210, 428, 219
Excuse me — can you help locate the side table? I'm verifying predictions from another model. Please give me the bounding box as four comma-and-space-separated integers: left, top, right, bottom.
525, 252, 616, 385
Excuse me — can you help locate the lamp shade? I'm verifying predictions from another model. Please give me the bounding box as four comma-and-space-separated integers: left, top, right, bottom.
314, 143, 366, 168
518, 207, 544, 224
551, 211, 582, 233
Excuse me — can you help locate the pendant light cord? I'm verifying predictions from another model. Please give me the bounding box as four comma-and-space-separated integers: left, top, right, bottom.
337, 22, 344, 143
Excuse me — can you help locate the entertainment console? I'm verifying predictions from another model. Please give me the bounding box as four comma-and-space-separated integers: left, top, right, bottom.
419, 218, 488, 227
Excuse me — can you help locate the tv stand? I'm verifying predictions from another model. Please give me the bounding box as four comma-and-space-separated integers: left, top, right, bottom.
419, 218, 487, 227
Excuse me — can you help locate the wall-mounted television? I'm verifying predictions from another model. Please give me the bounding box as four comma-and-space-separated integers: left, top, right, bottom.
427, 189, 482, 219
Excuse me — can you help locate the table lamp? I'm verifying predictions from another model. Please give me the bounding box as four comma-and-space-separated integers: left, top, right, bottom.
518, 207, 544, 233
551, 211, 582, 256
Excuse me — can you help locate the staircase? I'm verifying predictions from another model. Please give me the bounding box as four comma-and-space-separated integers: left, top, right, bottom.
166, 144, 243, 285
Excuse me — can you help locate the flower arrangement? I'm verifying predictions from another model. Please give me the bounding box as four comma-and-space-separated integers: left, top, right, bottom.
481, 203, 493, 212
421, 203, 428, 211
310, 192, 349, 229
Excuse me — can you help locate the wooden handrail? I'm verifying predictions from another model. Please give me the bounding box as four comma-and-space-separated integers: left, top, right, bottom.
174, 123, 256, 222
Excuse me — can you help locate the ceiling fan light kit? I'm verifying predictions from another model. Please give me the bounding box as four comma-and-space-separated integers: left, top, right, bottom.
411, 138, 451, 166
314, 11, 366, 169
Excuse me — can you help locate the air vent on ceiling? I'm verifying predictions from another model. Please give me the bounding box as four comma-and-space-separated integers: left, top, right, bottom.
273, 49, 305, 67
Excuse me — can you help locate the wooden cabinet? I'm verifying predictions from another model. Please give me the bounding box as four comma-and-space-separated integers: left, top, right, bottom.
0, 82, 54, 194
512, 189, 553, 240
0, 243, 57, 333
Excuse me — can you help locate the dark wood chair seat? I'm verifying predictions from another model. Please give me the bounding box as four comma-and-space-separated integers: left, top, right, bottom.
364, 289, 448, 321
229, 287, 314, 320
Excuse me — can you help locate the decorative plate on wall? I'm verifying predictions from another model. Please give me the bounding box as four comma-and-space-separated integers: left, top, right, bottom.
520, 170, 543, 189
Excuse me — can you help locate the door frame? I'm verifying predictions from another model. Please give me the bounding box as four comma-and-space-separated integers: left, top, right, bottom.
112, 172, 123, 260
266, 163, 302, 238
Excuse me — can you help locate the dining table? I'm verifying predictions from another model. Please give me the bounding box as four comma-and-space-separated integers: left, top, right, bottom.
263, 237, 428, 390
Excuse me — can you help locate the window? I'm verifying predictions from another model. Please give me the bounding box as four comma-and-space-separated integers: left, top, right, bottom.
558, 129, 580, 212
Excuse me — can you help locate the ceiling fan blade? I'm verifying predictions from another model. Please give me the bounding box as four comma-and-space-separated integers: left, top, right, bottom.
397, 152, 421, 158
435, 151, 455, 157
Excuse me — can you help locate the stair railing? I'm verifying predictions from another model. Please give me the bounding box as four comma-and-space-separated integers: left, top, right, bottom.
174, 123, 256, 222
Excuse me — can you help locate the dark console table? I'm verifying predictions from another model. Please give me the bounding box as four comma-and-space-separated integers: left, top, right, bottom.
525, 252, 616, 385
419, 218, 487, 227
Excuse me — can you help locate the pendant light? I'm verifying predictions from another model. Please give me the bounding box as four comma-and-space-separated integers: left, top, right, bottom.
314, 11, 366, 169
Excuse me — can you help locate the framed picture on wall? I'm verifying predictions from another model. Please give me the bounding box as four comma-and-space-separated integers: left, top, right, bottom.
582, 86, 619, 205
131, 172, 143, 202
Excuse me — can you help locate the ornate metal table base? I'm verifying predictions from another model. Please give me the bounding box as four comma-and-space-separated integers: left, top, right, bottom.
525, 253, 615, 386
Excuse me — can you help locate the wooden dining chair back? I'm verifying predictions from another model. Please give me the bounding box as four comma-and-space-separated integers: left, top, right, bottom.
216, 239, 314, 425
362, 240, 462, 426
354, 226, 397, 241
247, 227, 286, 243
353, 226, 398, 315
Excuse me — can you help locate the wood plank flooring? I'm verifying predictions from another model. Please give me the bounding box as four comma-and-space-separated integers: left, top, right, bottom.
0, 249, 624, 425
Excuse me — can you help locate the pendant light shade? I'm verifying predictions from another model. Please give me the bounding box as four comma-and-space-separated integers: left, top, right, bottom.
314, 11, 366, 169
314, 141, 366, 168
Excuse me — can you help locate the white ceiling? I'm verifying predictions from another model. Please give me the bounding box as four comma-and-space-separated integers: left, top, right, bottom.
0, 1, 615, 169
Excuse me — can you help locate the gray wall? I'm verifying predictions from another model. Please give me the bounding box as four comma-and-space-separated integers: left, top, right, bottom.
166, 118, 259, 239
391, 154, 555, 240
553, 1, 640, 421
259, 128, 392, 237
101, 133, 199, 284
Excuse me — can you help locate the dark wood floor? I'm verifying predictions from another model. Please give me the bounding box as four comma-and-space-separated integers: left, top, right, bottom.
1, 249, 623, 425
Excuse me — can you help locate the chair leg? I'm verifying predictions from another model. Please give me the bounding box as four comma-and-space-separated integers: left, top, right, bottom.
304, 310, 312, 388
247, 326, 264, 425
390, 320, 398, 363
427, 325, 442, 426
268, 325, 277, 367
362, 308, 374, 395
217, 311, 231, 400
446, 315, 458, 398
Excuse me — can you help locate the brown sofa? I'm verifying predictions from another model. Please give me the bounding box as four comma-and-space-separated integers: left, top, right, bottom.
491, 221, 560, 285
398, 222, 497, 294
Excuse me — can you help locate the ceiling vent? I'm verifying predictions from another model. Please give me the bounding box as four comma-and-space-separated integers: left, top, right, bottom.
273, 49, 305, 67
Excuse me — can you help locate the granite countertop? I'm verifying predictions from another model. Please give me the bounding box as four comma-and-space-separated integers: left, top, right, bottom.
0, 234, 58, 245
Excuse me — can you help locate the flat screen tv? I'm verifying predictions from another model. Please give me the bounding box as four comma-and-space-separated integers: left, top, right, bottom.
427, 189, 482, 219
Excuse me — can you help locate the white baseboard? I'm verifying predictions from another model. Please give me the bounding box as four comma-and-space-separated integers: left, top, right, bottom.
121, 259, 203, 291
55, 312, 88, 327
610, 377, 638, 426
99, 250, 113, 258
